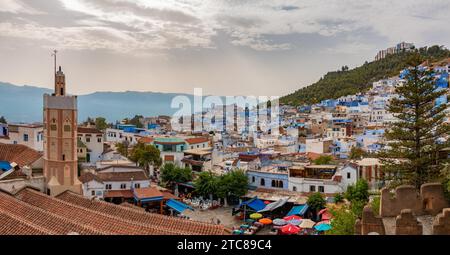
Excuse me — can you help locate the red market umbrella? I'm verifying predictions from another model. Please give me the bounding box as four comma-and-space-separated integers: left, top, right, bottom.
321, 212, 333, 220
281, 224, 300, 235
284, 215, 302, 221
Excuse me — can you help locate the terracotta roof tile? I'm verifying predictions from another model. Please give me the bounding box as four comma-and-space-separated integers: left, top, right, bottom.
0, 143, 42, 167
185, 137, 209, 144
79, 171, 148, 184
56, 191, 226, 235
0, 191, 103, 235
15, 188, 177, 235
139, 137, 154, 144
134, 187, 163, 199
104, 190, 134, 199
77, 127, 103, 134
0, 212, 50, 235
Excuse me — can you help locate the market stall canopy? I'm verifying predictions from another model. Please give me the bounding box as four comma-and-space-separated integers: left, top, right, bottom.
299, 219, 316, 229
287, 204, 309, 216
166, 199, 193, 214
239, 197, 266, 211
258, 197, 289, 213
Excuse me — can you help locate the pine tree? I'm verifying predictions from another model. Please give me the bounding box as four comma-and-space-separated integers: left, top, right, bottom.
379, 54, 450, 188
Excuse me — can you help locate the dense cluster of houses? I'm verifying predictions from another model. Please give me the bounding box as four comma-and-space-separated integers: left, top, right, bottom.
1, 59, 448, 205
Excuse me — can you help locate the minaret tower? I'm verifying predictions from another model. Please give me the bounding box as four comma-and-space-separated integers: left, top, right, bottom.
43, 50, 81, 196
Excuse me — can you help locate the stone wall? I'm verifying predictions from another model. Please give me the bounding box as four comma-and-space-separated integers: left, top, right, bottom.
395, 209, 422, 235
432, 208, 450, 235
380, 183, 448, 217
421, 183, 449, 215
357, 205, 385, 235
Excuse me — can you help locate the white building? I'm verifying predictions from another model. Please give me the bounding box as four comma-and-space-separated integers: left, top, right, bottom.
105, 128, 140, 145
77, 127, 104, 164
80, 165, 150, 199
287, 164, 357, 194
6, 123, 44, 151
305, 138, 333, 154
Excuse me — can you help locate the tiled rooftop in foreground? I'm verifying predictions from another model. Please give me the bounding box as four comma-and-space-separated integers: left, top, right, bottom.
0, 187, 227, 235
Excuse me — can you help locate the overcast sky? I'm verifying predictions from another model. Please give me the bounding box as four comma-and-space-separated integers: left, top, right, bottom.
0, 0, 449, 97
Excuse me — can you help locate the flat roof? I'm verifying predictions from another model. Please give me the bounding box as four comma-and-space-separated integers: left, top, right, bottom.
183, 148, 212, 156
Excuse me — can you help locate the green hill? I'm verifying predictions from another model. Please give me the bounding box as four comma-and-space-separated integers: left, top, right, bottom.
280, 45, 450, 106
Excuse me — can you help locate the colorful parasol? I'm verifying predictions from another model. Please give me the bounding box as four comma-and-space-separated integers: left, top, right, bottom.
281, 224, 300, 234
259, 218, 273, 225
272, 218, 287, 226
249, 213, 263, 220
287, 219, 302, 226
284, 215, 302, 221
299, 219, 316, 229
314, 223, 331, 231
321, 211, 333, 220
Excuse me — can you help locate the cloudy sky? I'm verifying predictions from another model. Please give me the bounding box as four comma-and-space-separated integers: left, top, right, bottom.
0, 0, 449, 97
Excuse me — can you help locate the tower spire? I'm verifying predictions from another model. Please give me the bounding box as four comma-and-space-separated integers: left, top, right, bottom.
52, 50, 58, 91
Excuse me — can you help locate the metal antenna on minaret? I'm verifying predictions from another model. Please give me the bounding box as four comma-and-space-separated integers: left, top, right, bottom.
52, 50, 57, 88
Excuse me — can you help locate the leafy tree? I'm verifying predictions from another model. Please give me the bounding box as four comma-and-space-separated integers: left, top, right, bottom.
129, 115, 144, 128
129, 142, 162, 173
116, 140, 130, 158
0, 116, 6, 124
349, 147, 366, 160
326, 206, 356, 235
439, 163, 450, 202
313, 155, 334, 165
194, 171, 219, 200
307, 192, 326, 220
378, 54, 450, 188
160, 163, 193, 188
371, 196, 381, 216
217, 170, 248, 204
334, 193, 344, 204
95, 117, 108, 131
345, 179, 369, 202
345, 179, 369, 217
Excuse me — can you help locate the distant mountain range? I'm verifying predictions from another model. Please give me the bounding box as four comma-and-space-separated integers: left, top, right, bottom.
0, 82, 196, 123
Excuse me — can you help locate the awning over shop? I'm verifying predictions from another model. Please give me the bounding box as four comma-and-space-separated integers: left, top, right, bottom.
287, 204, 309, 216
258, 197, 289, 213
133, 187, 164, 203
166, 199, 193, 213
239, 197, 266, 211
